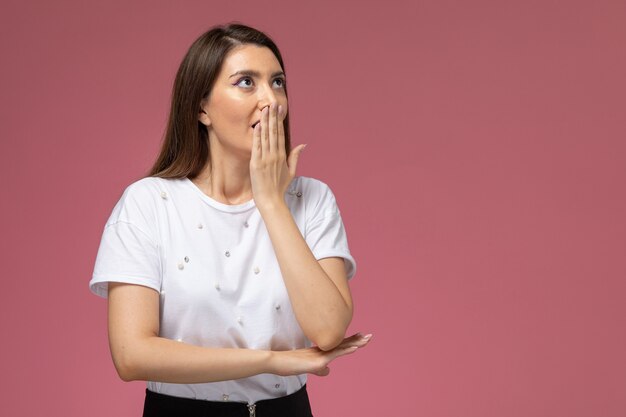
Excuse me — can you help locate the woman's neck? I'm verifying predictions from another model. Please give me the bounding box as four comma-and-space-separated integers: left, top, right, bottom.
192, 140, 253, 205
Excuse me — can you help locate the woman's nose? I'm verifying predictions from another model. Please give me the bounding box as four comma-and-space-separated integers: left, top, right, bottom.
257, 83, 278, 109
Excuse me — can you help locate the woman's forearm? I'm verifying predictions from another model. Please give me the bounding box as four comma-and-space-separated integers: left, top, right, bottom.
116, 336, 273, 383
115, 333, 371, 383
258, 200, 353, 351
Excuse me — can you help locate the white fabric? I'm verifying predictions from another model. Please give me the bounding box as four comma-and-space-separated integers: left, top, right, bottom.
89, 176, 356, 404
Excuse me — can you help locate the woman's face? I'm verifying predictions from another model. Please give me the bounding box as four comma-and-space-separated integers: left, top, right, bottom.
199, 44, 288, 155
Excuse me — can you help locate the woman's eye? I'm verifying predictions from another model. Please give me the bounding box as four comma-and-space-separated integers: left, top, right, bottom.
236, 77, 253, 88
235, 77, 285, 89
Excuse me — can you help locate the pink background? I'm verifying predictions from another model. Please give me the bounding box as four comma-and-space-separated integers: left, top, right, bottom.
1, 0, 625, 416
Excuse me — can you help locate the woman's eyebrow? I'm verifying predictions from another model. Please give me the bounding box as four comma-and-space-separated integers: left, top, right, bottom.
229, 70, 285, 78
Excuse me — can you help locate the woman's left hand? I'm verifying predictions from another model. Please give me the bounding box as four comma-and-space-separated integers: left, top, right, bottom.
250, 102, 306, 210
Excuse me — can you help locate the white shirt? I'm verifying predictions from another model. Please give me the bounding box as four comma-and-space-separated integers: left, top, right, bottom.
89, 175, 356, 404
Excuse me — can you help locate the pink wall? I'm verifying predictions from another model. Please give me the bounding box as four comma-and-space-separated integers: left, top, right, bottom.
1, 0, 625, 415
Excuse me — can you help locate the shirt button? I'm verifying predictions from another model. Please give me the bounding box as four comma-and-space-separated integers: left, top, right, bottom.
275, 304, 281, 310
222, 394, 229, 401
184, 256, 189, 263
197, 223, 203, 229
296, 191, 302, 197
243, 221, 249, 228
215, 283, 221, 291
253, 267, 260, 274
177, 263, 184, 270
225, 251, 231, 257
275, 383, 280, 389
160, 191, 167, 199
237, 316, 243, 325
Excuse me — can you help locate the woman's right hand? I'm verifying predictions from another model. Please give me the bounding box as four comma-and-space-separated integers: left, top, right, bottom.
270, 333, 372, 377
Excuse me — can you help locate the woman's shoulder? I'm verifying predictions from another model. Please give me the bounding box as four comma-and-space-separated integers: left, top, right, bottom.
291, 176, 340, 215
291, 176, 333, 196
121, 176, 183, 201
124, 175, 165, 192
108, 177, 179, 222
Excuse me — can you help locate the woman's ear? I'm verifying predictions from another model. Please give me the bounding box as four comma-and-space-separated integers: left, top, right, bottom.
198, 107, 211, 127
198, 99, 211, 126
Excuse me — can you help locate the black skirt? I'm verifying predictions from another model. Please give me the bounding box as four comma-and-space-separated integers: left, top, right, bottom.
142, 384, 314, 417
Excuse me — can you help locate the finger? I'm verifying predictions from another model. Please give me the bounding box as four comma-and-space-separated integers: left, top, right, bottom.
341, 339, 367, 349
344, 332, 371, 344
326, 345, 359, 363
316, 366, 330, 377
278, 104, 286, 156
269, 102, 278, 153
251, 121, 261, 162
287, 144, 306, 177
261, 105, 269, 157
333, 333, 361, 349
343, 333, 372, 349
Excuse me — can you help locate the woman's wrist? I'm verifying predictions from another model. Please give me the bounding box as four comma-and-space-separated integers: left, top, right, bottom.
266, 349, 282, 376
266, 349, 296, 377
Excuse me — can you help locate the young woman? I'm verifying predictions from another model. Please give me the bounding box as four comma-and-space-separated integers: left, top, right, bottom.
89, 23, 371, 417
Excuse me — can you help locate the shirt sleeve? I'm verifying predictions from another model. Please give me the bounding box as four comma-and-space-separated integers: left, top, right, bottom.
89, 181, 162, 298
304, 180, 357, 280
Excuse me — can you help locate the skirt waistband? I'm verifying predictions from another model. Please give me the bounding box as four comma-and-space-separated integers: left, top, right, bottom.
142, 384, 313, 417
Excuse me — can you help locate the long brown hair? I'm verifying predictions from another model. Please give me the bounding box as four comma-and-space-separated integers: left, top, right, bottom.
148, 23, 291, 178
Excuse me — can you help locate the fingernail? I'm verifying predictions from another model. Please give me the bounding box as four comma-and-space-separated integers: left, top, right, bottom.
363, 334, 372, 339
278, 105, 283, 115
